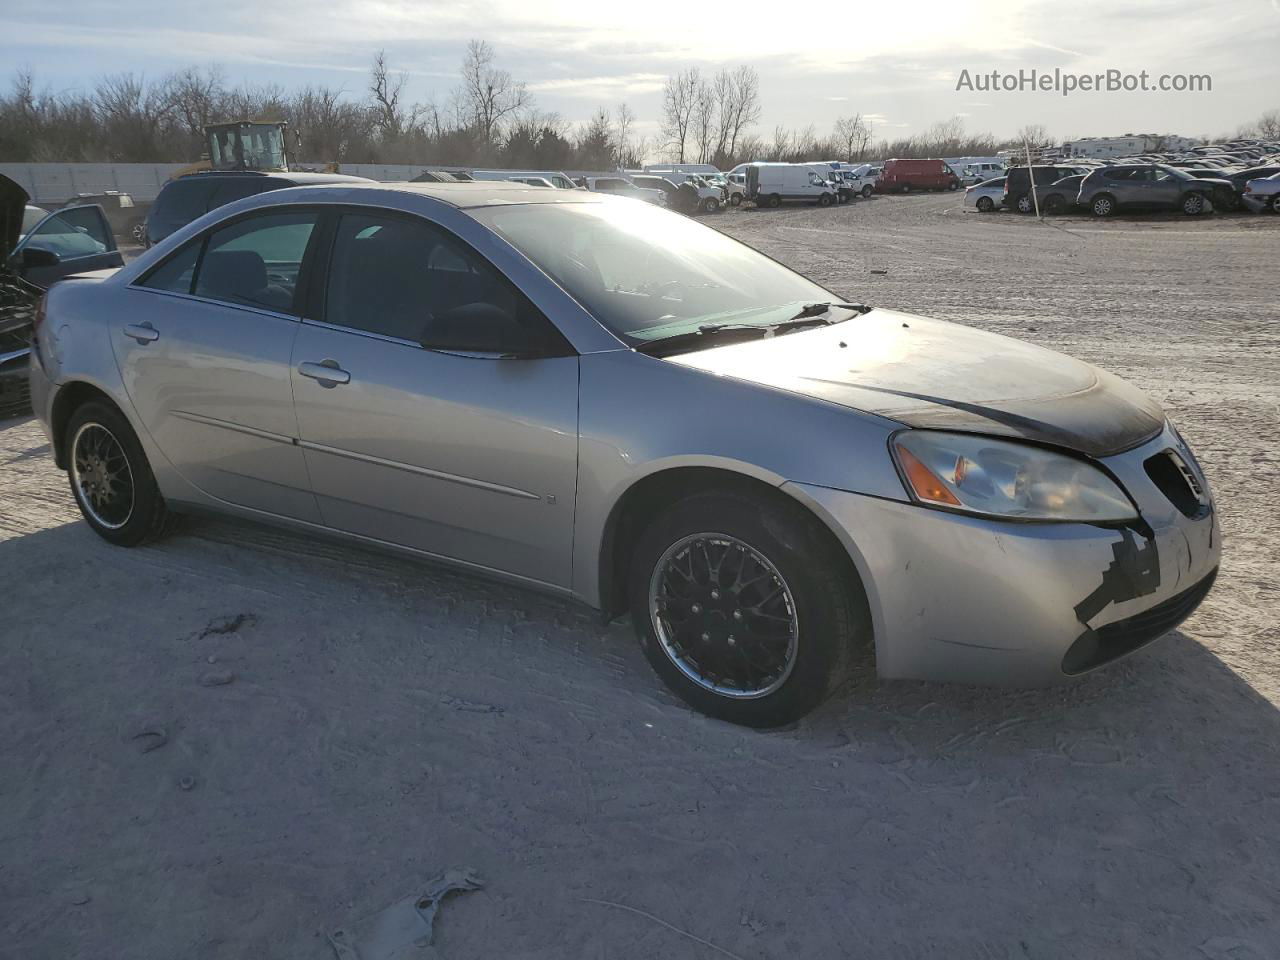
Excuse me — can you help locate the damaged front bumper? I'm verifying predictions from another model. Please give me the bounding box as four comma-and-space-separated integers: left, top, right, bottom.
786, 424, 1221, 685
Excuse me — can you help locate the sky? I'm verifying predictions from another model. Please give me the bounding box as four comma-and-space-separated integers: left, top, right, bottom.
2, 0, 1278, 149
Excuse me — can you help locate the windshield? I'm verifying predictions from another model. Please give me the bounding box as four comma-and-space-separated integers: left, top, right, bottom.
1158, 165, 1195, 180
470, 199, 837, 343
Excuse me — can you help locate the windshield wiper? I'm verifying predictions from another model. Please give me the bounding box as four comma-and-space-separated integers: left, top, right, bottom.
634, 323, 772, 356
785, 301, 871, 323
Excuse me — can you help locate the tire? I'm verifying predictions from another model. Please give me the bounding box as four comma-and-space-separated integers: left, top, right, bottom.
702, 197, 720, 214
628, 489, 865, 727
947, 180, 959, 191
1182, 192, 1205, 216
65, 400, 172, 546
1271, 195, 1280, 214
817, 192, 833, 207
767, 194, 781, 208
1015, 193, 1035, 214
861, 185, 873, 198
128, 219, 147, 244
1091, 194, 1116, 217
900, 184, 911, 194
976, 196, 994, 212
730, 193, 742, 206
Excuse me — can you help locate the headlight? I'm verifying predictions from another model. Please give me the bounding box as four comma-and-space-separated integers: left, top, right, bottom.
892, 431, 1137, 522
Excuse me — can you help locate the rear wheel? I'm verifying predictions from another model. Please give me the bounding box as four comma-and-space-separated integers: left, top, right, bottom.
1182, 192, 1206, 216
976, 196, 994, 212
1043, 194, 1064, 215
1015, 193, 1035, 214
1271, 195, 1280, 214
628, 490, 864, 727
66, 400, 172, 546
767, 194, 781, 208
817, 192, 833, 207
861, 185, 873, 198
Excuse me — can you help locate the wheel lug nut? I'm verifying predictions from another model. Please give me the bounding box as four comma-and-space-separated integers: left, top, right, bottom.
700, 632, 710, 642
727, 636, 736, 646
732, 610, 743, 621
691, 604, 702, 614
710, 589, 720, 600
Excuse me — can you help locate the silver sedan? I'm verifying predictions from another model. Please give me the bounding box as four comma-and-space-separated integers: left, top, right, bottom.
28, 182, 1220, 726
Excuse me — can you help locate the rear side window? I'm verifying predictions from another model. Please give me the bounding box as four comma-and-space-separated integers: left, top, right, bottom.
322, 212, 565, 355
156, 180, 215, 221
206, 178, 270, 212
193, 211, 318, 314
138, 241, 200, 294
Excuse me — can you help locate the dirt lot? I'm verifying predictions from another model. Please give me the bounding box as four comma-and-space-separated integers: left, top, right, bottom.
2, 194, 1278, 959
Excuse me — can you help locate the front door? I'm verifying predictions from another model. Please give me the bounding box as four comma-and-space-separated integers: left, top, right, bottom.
12, 205, 123, 287
112, 208, 322, 522
290, 210, 579, 588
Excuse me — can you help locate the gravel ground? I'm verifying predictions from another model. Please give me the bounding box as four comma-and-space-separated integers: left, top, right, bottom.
2, 194, 1278, 960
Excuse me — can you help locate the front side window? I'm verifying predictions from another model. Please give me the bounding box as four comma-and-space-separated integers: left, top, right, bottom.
138, 241, 200, 294
322, 212, 564, 356
470, 200, 835, 344
193, 210, 318, 314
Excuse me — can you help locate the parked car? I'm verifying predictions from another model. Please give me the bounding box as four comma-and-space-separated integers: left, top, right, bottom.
746, 164, 838, 207
146, 171, 370, 247
2, 173, 123, 418
1242, 172, 1280, 212
1003, 165, 1085, 213
963, 177, 1005, 212
877, 158, 960, 193
961, 161, 1006, 185
1211, 165, 1280, 207
507, 176, 555, 188
472, 169, 579, 189
28, 181, 1219, 726
1076, 164, 1234, 217
58, 191, 146, 244
578, 176, 666, 205
1039, 175, 1087, 214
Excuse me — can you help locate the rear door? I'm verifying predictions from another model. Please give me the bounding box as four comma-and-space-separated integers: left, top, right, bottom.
113, 208, 323, 521
289, 209, 580, 588
12, 205, 123, 287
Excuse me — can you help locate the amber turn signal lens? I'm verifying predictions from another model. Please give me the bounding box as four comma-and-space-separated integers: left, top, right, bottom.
896, 445, 962, 506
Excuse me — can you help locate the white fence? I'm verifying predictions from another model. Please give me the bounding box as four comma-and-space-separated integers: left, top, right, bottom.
0, 163, 192, 204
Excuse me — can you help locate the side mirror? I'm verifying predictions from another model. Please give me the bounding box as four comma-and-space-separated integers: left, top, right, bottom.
21, 247, 61, 269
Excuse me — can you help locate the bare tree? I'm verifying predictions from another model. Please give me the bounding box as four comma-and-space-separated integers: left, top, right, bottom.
1256, 108, 1280, 140
614, 102, 635, 168
724, 66, 761, 160
1015, 123, 1052, 149
692, 77, 716, 163
661, 68, 700, 162
459, 39, 529, 146
369, 50, 407, 138
833, 114, 866, 161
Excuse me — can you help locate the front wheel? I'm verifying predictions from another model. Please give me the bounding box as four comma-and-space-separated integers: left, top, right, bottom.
767, 194, 781, 208
1091, 194, 1116, 217
861, 185, 873, 198
976, 196, 994, 212
947, 180, 959, 191
1015, 194, 1035, 214
1182, 192, 1206, 216
730, 193, 742, 206
628, 490, 864, 727
1043, 194, 1064, 215
1271, 195, 1280, 214
66, 400, 172, 546
701, 197, 720, 214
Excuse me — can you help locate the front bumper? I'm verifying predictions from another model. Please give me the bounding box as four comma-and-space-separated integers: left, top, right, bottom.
786, 424, 1221, 685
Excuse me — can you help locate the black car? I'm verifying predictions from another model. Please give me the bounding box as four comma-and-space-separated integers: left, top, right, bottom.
1003, 165, 1084, 213
145, 171, 369, 247
1, 174, 124, 417
1212, 165, 1280, 205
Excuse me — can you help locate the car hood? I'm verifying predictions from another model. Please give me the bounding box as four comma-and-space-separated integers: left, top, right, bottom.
1187, 176, 1234, 188
667, 309, 1165, 458
1, 173, 30, 262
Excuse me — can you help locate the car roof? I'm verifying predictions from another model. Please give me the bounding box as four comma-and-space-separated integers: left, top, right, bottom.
174, 171, 370, 185
257, 180, 607, 210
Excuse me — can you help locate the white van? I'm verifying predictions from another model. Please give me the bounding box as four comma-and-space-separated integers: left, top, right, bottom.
745, 163, 838, 207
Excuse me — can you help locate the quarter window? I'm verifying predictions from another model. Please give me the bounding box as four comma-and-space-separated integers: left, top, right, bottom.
193, 211, 317, 314
322, 212, 565, 356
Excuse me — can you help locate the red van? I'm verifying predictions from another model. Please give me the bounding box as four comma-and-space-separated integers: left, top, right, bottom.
876, 158, 961, 193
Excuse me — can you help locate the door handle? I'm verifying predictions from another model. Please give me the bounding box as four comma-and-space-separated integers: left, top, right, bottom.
124, 322, 159, 344
298, 359, 350, 387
